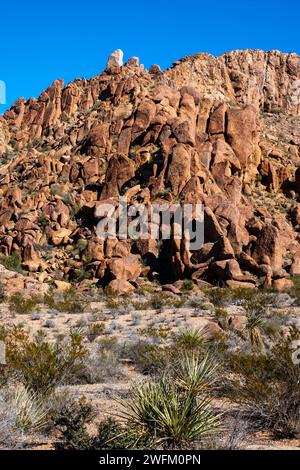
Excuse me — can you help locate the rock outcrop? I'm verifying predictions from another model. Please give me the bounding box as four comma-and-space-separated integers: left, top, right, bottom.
0, 49, 300, 292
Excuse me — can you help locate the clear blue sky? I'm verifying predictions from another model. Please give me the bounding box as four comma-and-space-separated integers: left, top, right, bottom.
0, 0, 299, 112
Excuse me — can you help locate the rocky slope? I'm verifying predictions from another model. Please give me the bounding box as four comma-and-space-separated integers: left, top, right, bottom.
0, 49, 300, 293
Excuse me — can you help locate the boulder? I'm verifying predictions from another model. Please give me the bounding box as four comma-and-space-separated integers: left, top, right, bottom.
106, 49, 124, 69
107, 254, 142, 281
107, 279, 135, 295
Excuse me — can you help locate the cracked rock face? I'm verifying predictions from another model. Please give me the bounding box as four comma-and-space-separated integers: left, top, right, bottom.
166, 50, 300, 116
0, 49, 300, 293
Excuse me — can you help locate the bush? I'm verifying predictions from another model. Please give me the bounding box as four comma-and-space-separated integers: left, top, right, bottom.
86, 323, 105, 342
2, 326, 87, 394
44, 291, 84, 313
0, 253, 23, 274
83, 337, 124, 383
129, 327, 209, 375
53, 395, 94, 450
182, 279, 194, 292
223, 327, 300, 438
9, 293, 42, 314
243, 312, 264, 351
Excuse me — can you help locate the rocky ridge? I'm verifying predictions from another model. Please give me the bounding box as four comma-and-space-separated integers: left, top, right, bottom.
0, 49, 300, 293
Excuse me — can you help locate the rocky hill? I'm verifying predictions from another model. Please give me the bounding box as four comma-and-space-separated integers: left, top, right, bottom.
1, 49, 300, 293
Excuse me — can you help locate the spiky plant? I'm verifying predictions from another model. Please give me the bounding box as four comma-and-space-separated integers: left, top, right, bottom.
176, 353, 218, 394
173, 327, 208, 351
244, 312, 264, 351
121, 352, 221, 449
122, 378, 221, 449
14, 386, 48, 433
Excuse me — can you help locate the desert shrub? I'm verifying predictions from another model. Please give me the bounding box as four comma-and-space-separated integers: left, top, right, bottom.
13, 386, 48, 433
9, 293, 42, 314
149, 293, 167, 310
83, 337, 124, 383
172, 328, 208, 351
121, 354, 221, 449
223, 327, 300, 438
207, 287, 273, 309
206, 288, 232, 307
181, 279, 194, 292
86, 323, 105, 342
92, 417, 144, 450
0, 253, 23, 274
214, 307, 228, 322
204, 415, 250, 450
261, 317, 282, 337
52, 394, 145, 450
128, 327, 209, 376
53, 395, 94, 450
44, 291, 84, 313
2, 326, 87, 394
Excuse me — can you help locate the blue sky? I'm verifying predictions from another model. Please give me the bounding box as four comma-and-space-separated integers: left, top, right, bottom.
0, 0, 299, 112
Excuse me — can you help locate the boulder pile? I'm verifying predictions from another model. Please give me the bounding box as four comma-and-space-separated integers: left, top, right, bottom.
0, 49, 300, 292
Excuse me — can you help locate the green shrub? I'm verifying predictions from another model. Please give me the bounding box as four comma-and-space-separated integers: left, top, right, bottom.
44, 291, 84, 313
182, 279, 194, 292
53, 395, 94, 450
0, 253, 23, 274
9, 293, 42, 314
244, 312, 264, 351
129, 327, 209, 376
3, 326, 87, 394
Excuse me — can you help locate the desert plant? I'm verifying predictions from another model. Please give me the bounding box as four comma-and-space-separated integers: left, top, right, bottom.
83, 337, 123, 383
182, 279, 194, 292
9, 293, 42, 314
129, 327, 209, 375
176, 353, 218, 394
44, 291, 84, 313
172, 328, 208, 352
0, 386, 47, 448
14, 386, 48, 433
224, 327, 300, 438
0, 253, 23, 274
244, 312, 264, 351
86, 323, 105, 342
3, 326, 87, 394
122, 374, 221, 449
206, 288, 232, 307
53, 395, 94, 450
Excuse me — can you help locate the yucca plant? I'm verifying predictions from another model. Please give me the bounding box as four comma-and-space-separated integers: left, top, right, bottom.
172, 327, 208, 351
176, 353, 218, 394
14, 386, 48, 433
122, 378, 221, 449
244, 312, 264, 351
121, 352, 221, 449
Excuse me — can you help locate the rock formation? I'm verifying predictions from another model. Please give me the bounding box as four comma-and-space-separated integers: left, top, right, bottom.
0, 49, 300, 292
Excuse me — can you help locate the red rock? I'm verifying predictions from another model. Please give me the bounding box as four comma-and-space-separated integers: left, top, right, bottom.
107, 279, 135, 295
252, 224, 283, 271
107, 254, 142, 281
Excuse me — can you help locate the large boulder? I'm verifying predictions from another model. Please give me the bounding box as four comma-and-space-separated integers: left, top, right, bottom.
107, 254, 142, 281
